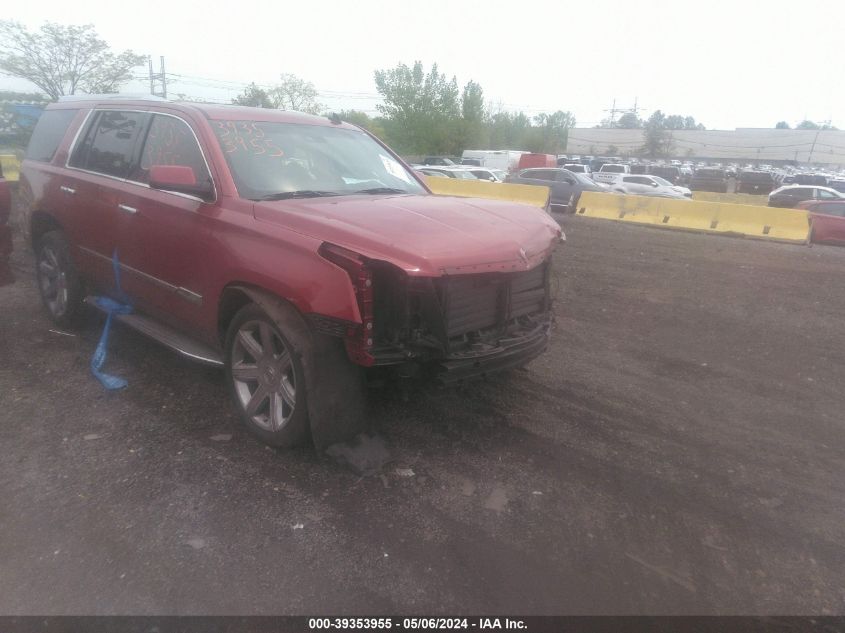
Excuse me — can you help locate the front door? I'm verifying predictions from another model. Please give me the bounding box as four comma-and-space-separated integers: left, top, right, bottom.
113, 112, 219, 342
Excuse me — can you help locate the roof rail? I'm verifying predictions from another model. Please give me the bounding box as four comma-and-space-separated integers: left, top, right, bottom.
57, 94, 169, 102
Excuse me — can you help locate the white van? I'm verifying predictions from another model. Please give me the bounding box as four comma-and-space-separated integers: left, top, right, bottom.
461, 150, 529, 173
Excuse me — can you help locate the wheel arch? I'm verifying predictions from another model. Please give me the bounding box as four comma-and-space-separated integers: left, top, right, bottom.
218, 282, 367, 450
30, 210, 65, 251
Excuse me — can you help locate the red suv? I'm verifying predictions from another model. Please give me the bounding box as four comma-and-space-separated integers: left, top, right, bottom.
20, 97, 562, 448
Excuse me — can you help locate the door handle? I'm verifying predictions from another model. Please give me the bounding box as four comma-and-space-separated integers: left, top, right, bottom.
117, 204, 138, 215
60, 185, 76, 195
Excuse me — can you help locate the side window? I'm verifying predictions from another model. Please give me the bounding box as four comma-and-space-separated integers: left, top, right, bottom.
25, 109, 79, 163
531, 170, 556, 181
556, 171, 575, 183
70, 110, 149, 178
132, 114, 211, 185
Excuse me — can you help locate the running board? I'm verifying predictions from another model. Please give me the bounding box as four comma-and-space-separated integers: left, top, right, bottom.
85, 297, 224, 367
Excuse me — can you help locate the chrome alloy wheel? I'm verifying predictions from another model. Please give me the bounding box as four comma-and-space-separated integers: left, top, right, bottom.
37, 245, 68, 317
230, 320, 297, 432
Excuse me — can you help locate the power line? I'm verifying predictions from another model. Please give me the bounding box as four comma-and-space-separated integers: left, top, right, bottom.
148, 56, 167, 99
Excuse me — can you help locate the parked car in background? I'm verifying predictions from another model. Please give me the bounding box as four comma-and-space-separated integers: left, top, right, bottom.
796, 199, 845, 244
467, 168, 506, 182
793, 173, 828, 186
768, 185, 844, 208
423, 156, 456, 166
647, 165, 683, 185
20, 97, 563, 449
828, 179, 845, 193
736, 170, 777, 194
505, 167, 606, 212
592, 163, 630, 185
610, 175, 692, 199
0, 161, 12, 286
689, 168, 729, 192
517, 153, 557, 170
562, 163, 591, 176
417, 166, 478, 179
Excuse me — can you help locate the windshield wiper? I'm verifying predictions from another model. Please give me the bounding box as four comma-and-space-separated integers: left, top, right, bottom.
352, 187, 409, 195
253, 190, 342, 201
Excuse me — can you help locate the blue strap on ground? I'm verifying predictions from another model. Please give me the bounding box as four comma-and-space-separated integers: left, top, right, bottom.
90, 250, 133, 390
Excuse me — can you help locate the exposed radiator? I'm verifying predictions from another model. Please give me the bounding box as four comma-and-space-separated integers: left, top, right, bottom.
442, 262, 548, 338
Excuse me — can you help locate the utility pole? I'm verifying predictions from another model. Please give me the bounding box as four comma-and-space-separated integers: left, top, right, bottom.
604, 98, 644, 127
148, 55, 167, 99
807, 120, 830, 166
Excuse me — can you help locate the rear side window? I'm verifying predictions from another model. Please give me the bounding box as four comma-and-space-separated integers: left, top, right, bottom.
131, 114, 211, 185
70, 110, 149, 178
790, 188, 813, 197
523, 170, 556, 181
25, 109, 78, 163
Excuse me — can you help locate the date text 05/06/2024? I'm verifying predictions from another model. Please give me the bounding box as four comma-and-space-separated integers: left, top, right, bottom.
308, 618, 528, 630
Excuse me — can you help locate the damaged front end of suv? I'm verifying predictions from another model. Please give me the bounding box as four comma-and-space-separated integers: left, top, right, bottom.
311, 240, 557, 384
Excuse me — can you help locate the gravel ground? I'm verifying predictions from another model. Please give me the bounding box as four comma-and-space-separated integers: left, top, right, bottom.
1, 215, 844, 615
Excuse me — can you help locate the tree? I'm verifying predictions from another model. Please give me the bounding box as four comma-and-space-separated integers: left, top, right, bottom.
796, 120, 837, 130
775, 121, 790, 129
458, 80, 487, 149
336, 109, 387, 139
617, 112, 642, 128
268, 74, 323, 114
0, 21, 146, 100
533, 110, 575, 154
232, 83, 273, 108
642, 110, 674, 158
606, 145, 619, 156
374, 61, 460, 154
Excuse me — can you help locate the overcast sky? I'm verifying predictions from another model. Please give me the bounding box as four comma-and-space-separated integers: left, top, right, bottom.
2, 0, 842, 130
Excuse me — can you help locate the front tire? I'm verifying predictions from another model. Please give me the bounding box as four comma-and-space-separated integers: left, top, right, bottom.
35, 230, 84, 327
224, 303, 310, 447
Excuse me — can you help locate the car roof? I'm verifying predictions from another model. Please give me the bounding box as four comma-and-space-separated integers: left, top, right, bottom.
46, 97, 357, 129
777, 184, 838, 191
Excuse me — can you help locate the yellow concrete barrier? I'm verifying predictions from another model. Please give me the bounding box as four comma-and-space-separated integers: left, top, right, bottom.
0, 154, 20, 182
693, 191, 768, 206
425, 176, 549, 209
576, 191, 810, 244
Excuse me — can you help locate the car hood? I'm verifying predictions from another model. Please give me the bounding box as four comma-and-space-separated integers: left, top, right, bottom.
253, 194, 562, 276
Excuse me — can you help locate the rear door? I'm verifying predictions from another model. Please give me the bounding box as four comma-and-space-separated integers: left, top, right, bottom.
65, 109, 150, 291
113, 111, 219, 337
621, 176, 649, 194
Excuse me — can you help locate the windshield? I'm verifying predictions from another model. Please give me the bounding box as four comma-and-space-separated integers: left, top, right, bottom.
211, 120, 426, 200
652, 176, 673, 186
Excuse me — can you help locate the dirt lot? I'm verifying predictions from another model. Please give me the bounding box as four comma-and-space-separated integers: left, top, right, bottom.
1, 216, 844, 615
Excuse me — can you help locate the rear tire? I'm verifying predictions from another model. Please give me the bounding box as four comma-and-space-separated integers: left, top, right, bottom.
224, 303, 310, 447
35, 230, 84, 328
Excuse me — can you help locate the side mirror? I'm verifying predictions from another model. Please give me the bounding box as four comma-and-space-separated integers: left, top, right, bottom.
489, 176, 496, 182
149, 165, 214, 201
652, 182, 659, 187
